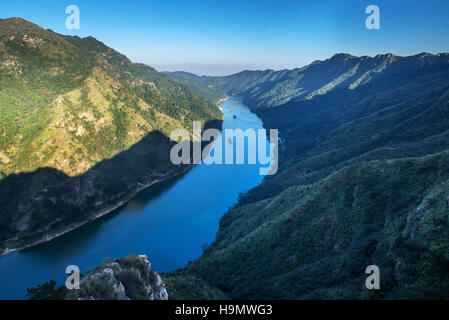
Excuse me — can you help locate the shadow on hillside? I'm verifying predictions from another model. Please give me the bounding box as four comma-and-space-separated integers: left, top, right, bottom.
0, 119, 222, 251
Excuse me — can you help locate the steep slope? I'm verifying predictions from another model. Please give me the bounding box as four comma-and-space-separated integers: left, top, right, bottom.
0, 18, 220, 177
186, 153, 449, 299
0, 18, 221, 254
182, 53, 449, 110
26, 254, 229, 300
171, 53, 449, 299
163, 273, 230, 300
164, 71, 227, 103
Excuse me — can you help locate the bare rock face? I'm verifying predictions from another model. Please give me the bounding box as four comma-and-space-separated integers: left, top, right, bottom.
66, 254, 168, 300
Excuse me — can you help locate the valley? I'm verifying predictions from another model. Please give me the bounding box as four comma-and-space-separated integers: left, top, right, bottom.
167, 53, 449, 299
1, 17, 449, 300
0, 97, 270, 299
0, 17, 221, 256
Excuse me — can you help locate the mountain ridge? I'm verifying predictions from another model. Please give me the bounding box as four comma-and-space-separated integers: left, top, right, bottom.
167, 51, 449, 299
0, 18, 221, 255
0, 17, 221, 177
168, 52, 449, 112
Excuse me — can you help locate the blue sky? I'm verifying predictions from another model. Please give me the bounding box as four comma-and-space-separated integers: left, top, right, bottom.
2, 0, 449, 75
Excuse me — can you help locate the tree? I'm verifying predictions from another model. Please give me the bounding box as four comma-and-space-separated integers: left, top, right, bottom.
26, 280, 67, 300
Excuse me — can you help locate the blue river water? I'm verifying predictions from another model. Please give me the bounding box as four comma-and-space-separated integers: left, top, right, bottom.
0, 97, 272, 299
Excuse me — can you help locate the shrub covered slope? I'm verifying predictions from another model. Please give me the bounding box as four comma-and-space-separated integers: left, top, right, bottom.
172, 52, 449, 299
0, 18, 221, 254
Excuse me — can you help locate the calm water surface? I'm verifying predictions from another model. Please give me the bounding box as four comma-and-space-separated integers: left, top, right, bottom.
0, 97, 271, 299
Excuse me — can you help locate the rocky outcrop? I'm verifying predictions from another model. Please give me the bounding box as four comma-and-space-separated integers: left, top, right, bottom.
66, 255, 168, 300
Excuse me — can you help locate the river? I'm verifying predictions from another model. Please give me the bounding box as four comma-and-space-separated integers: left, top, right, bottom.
0, 97, 271, 299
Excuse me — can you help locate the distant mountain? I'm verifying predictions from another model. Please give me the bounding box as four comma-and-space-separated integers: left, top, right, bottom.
164, 71, 226, 103
0, 18, 221, 254
172, 52, 449, 108
170, 52, 449, 299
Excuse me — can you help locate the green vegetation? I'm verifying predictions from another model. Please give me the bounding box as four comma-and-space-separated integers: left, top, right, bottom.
5, 16, 449, 299
171, 52, 449, 299
184, 153, 449, 299
164, 71, 227, 103
26, 254, 230, 300
163, 273, 230, 300
0, 17, 220, 177
0, 17, 221, 254
28, 254, 170, 300
26, 280, 68, 300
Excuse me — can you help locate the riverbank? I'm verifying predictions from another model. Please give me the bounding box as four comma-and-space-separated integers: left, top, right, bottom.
217, 96, 229, 104
217, 96, 229, 116
0, 165, 193, 257
0, 97, 268, 299
0, 118, 224, 258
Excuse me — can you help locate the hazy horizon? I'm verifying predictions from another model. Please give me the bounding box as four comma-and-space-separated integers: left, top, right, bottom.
157, 51, 449, 76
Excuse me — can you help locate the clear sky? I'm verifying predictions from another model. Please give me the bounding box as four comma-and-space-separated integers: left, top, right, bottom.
2, 0, 449, 75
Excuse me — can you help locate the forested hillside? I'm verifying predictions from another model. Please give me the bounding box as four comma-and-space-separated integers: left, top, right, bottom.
164, 71, 226, 103
0, 18, 221, 255
0, 18, 220, 177
171, 52, 449, 299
